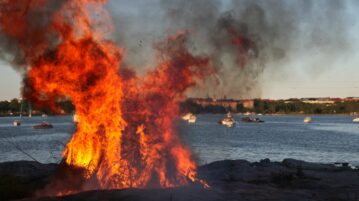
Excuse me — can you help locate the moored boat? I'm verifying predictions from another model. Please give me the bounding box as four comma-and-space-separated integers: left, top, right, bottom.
219, 112, 235, 127
13, 120, 21, 127
182, 113, 197, 123
33, 121, 53, 129
352, 117, 359, 122
73, 114, 80, 123
304, 117, 312, 123
241, 117, 264, 123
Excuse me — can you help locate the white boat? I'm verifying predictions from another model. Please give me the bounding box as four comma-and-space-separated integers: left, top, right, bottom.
73, 114, 80, 123
188, 115, 197, 123
182, 113, 196, 123
219, 113, 235, 127
13, 120, 21, 127
304, 117, 312, 123
352, 117, 359, 122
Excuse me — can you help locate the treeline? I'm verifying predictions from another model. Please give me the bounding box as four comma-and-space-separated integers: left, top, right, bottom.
2, 98, 359, 116
180, 99, 359, 114
0, 99, 74, 116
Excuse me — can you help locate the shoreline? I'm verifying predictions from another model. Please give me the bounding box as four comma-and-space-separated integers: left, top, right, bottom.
0, 113, 358, 117
1, 158, 358, 201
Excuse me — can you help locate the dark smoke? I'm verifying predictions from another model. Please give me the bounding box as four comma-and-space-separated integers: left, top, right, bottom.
0, 0, 66, 70
0, 0, 357, 99
108, 0, 358, 99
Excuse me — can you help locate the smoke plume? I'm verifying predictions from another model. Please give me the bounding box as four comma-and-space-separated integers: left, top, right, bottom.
108, 0, 358, 98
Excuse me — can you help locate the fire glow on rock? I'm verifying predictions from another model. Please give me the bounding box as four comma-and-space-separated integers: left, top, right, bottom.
0, 0, 210, 193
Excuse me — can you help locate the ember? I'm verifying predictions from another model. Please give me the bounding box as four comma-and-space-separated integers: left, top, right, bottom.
0, 0, 209, 194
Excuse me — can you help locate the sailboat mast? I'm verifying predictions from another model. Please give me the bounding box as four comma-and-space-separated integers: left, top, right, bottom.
28, 102, 32, 118
19, 99, 24, 118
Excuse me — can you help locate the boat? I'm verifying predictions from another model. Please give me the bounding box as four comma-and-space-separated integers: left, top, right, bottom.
13, 120, 21, 127
19, 98, 32, 118
219, 112, 235, 127
33, 121, 53, 129
42, 114, 48, 118
28, 102, 32, 118
182, 113, 197, 123
73, 114, 80, 123
187, 115, 197, 123
304, 117, 312, 123
241, 117, 264, 123
352, 117, 359, 122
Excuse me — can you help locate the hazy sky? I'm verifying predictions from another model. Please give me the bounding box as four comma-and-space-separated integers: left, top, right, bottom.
1, 0, 359, 100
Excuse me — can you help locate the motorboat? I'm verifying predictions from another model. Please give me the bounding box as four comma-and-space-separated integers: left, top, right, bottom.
13, 120, 21, 127
352, 117, 359, 122
182, 113, 197, 124
33, 121, 53, 129
73, 114, 80, 123
219, 112, 235, 128
187, 115, 197, 123
304, 117, 312, 123
241, 117, 264, 123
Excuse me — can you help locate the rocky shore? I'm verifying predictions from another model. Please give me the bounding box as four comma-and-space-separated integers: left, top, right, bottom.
1, 159, 358, 201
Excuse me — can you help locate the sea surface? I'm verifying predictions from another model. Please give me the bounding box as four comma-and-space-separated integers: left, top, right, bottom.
0, 115, 358, 165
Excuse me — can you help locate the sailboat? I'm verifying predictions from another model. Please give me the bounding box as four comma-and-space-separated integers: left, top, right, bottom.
13, 98, 29, 126
19, 99, 32, 118
28, 102, 32, 118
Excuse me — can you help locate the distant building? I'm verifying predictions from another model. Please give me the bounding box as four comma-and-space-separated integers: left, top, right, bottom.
193, 98, 238, 111
301, 98, 335, 104
344, 97, 359, 102
191, 98, 254, 110
242, 100, 254, 109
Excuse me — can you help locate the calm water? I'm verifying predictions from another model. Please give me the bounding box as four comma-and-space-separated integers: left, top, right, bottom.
0, 115, 358, 165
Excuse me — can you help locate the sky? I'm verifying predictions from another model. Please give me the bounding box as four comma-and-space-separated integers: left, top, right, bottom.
0, 0, 359, 100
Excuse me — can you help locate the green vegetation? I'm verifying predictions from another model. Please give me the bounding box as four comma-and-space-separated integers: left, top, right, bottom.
0, 99, 74, 116
180, 99, 359, 114
249, 99, 359, 114
2, 98, 359, 116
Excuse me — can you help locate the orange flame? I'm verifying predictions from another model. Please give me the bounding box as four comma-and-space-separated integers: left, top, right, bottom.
0, 0, 210, 193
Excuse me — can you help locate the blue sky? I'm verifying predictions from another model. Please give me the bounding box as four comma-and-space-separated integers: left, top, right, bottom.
1, 0, 359, 100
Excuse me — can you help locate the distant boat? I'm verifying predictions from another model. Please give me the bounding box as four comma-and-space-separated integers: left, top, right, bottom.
19, 99, 32, 118
13, 120, 21, 127
219, 112, 235, 128
182, 113, 197, 124
73, 114, 80, 123
241, 117, 264, 123
353, 117, 359, 122
187, 115, 197, 123
28, 102, 32, 118
33, 121, 53, 129
304, 117, 312, 123
42, 114, 48, 118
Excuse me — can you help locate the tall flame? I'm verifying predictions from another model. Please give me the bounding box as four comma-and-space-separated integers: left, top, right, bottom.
0, 0, 210, 193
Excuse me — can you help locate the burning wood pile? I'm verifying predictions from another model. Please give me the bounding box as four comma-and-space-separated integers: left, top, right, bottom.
0, 0, 210, 195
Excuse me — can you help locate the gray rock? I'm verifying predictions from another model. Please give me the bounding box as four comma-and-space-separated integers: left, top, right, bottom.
1, 159, 358, 201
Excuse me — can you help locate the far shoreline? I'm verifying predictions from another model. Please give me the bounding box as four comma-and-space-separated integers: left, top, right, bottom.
1, 113, 359, 117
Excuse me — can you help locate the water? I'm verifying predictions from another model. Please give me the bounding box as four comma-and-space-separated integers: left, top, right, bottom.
0, 115, 358, 165
0, 116, 74, 163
